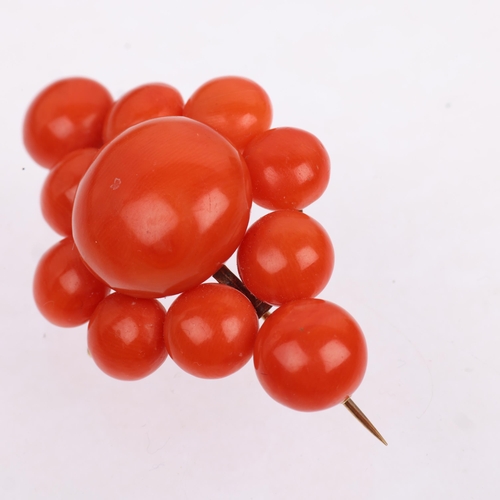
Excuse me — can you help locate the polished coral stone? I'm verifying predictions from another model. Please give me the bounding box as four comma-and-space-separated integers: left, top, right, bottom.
23, 77, 112, 168
73, 117, 252, 298
184, 76, 272, 152
243, 127, 330, 210
237, 210, 334, 305
41, 148, 99, 236
102, 82, 184, 143
164, 283, 259, 379
254, 299, 368, 411
33, 237, 109, 327
88, 293, 167, 381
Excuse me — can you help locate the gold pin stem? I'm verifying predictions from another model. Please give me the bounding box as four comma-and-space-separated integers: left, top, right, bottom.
343, 397, 388, 446
213, 265, 272, 318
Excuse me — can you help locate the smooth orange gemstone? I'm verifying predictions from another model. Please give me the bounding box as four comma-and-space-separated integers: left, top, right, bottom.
254, 299, 367, 411
243, 127, 330, 210
184, 76, 272, 151
102, 82, 184, 143
33, 237, 109, 327
88, 293, 167, 380
23, 77, 112, 168
237, 210, 334, 305
41, 148, 99, 236
164, 283, 259, 379
73, 117, 252, 298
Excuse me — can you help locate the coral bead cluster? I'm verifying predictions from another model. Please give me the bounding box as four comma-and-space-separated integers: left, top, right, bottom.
27, 75, 368, 414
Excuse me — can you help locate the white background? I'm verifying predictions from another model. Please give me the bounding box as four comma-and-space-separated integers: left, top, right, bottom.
1, 0, 499, 498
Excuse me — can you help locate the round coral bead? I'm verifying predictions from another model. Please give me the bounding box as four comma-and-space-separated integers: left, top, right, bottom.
237, 210, 334, 305
41, 148, 99, 236
88, 293, 167, 380
254, 299, 368, 411
102, 82, 184, 143
33, 237, 109, 327
23, 77, 112, 168
72, 117, 252, 298
164, 283, 259, 379
243, 127, 330, 210
184, 76, 272, 151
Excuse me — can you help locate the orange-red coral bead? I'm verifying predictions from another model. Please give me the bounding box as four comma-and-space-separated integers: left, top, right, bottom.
243, 127, 330, 210
164, 283, 259, 379
33, 237, 109, 327
88, 293, 167, 380
254, 299, 367, 411
41, 148, 99, 236
237, 210, 334, 305
73, 117, 252, 298
102, 82, 184, 143
23, 77, 112, 168
184, 76, 272, 151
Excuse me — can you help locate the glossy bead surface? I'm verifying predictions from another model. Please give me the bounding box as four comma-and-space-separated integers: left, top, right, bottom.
41, 148, 99, 236
164, 284, 259, 378
254, 299, 368, 411
237, 210, 334, 305
243, 127, 330, 210
88, 293, 167, 380
23, 77, 112, 168
33, 237, 109, 327
184, 76, 272, 151
73, 117, 252, 298
102, 82, 184, 143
